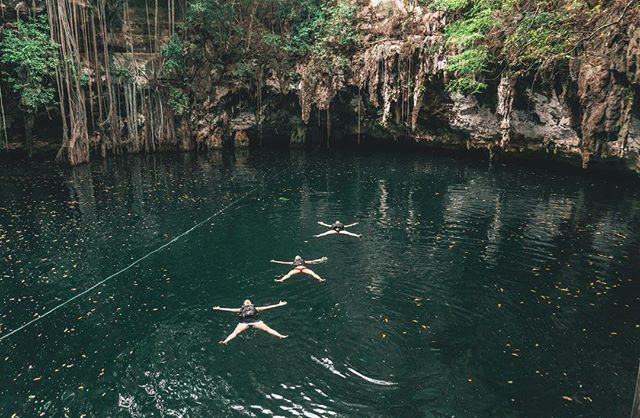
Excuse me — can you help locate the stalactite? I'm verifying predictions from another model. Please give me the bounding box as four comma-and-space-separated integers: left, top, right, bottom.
326, 106, 331, 150
496, 75, 516, 147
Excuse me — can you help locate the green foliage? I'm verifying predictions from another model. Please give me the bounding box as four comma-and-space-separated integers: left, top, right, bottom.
442, 0, 578, 93
230, 60, 258, 83
112, 66, 133, 83
442, 1, 496, 93
185, 0, 235, 46
286, 0, 359, 59
504, 11, 574, 71
446, 48, 489, 93
0, 16, 59, 114
161, 34, 186, 74
433, 0, 471, 11
445, 6, 494, 49
168, 88, 189, 115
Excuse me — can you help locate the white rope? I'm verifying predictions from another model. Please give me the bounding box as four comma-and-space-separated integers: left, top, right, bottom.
0, 169, 283, 343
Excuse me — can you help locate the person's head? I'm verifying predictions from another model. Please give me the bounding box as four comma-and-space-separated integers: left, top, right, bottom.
294, 255, 302, 262
243, 299, 252, 306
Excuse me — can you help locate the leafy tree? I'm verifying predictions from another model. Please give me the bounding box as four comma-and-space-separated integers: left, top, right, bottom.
0, 16, 59, 152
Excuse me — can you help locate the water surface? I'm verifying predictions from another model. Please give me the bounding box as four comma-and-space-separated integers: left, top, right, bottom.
1, 150, 639, 416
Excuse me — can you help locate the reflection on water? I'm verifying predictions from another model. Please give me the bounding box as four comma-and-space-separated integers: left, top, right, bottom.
0, 149, 639, 416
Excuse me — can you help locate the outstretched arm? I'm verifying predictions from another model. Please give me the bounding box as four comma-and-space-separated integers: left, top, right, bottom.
317, 221, 332, 227
345, 222, 359, 228
270, 260, 293, 265
256, 301, 287, 311
306, 257, 328, 264
212, 306, 241, 313
314, 230, 337, 238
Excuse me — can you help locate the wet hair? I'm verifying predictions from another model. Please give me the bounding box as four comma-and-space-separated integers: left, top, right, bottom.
243, 299, 252, 305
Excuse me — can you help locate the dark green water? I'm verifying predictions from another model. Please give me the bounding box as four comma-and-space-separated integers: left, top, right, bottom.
1, 150, 639, 417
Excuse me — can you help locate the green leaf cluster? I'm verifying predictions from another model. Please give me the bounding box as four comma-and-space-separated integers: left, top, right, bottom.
167, 87, 190, 115
162, 34, 186, 75
286, 0, 359, 60
439, 0, 579, 94
185, 0, 235, 46
504, 11, 574, 71
0, 16, 59, 114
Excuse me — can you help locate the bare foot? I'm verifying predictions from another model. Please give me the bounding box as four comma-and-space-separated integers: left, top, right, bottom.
219, 340, 227, 345
318, 279, 326, 282
280, 335, 288, 339
275, 279, 284, 283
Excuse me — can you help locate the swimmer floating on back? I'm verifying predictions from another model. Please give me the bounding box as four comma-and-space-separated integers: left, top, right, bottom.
314, 220, 361, 238
213, 299, 288, 344
270, 255, 328, 282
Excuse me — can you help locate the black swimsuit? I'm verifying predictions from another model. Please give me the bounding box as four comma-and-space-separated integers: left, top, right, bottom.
238, 304, 261, 324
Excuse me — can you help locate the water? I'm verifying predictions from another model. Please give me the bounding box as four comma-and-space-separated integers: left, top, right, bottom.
0, 149, 639, 417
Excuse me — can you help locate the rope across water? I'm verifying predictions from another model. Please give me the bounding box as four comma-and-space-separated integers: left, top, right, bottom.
0, 167, 285, 343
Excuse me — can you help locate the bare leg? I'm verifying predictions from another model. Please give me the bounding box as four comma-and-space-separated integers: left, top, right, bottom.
302, 268, 325, 282
251, 322, 288, 339
314, 230, 338, 238
219, 323, 249, 345
339, 230, 361, 238
276, 269, 301, 282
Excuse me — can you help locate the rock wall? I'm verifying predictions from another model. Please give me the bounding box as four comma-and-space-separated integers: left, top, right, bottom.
183, 0, 640, 174
1, 0, 640, 175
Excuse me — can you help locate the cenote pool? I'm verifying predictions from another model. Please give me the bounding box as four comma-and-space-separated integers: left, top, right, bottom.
0, 149, 639, 417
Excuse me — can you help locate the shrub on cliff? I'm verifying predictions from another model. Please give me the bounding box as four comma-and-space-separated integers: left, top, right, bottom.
0, 15, 59, 115
436, 0, 582, 93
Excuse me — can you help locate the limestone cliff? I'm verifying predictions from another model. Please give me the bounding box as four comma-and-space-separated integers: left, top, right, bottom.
1, 0, 639, 175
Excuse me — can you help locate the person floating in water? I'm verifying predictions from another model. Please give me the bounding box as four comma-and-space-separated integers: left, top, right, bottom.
270, 255, 328, 282
314, 220, 361, 238
213, 299, 288, 344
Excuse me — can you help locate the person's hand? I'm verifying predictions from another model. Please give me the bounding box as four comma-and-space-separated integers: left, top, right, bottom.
270, 259, 275, 262
212, 306, 220, 310
321, 256, 328, 262
279, 300, 287, 306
